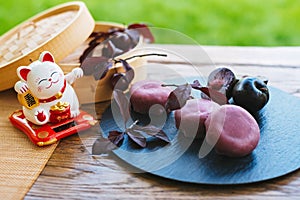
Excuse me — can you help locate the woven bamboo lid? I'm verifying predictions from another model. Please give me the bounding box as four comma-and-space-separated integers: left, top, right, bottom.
0, 1, 95, 91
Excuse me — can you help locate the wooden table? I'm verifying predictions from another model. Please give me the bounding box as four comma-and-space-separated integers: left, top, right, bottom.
7, 44, 300, 199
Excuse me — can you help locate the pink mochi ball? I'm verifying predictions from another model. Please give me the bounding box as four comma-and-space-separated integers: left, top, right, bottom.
175, 99, 220, 138
129, 80, 172, 114
205, 104, 260, 157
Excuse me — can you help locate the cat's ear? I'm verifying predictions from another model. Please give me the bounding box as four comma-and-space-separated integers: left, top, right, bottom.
39, 51, 55, 63
17, 66, 31, 82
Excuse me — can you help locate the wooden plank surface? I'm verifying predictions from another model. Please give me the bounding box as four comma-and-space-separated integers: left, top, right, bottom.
17, 44, 300, 199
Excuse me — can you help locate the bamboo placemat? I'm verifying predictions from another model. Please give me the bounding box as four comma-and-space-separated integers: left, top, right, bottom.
0, 89, 57, 200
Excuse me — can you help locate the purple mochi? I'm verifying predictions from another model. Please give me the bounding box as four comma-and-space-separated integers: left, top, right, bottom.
129, 80, 172, 114
175, 99, 220, 138
205, 104, 260, 157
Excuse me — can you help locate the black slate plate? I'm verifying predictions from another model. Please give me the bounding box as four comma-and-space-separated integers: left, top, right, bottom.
99, 87, 300, 184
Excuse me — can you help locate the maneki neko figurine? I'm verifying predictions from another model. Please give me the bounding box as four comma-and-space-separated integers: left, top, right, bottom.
9, 51, 96, 146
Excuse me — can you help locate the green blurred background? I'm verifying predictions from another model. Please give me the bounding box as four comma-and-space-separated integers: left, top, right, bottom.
1, 0, 300, 46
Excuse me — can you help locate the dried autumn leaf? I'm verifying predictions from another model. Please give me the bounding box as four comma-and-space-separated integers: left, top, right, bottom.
119, 59, 132, 71
108, 131, 125, 146
93, 62, 113, 80
191, 83, 228, 105
89, 31, 112, 45
113, 89, 131, 126
80, 24, 152, 66
128, 23, 155, 43
125, 69, 134, 85
190, 79, 202, 88
132, 124, 160, 135
79, 42, 100, 63
153, 130, 170, 143
102, 40, 123, 58
80, 56, 109, 76
119, 59, 135, 83
126, 130, 147, 148
131, 124, 170, 143
92, 137, 118, 155
111, 73, 130, 91
165, 84, 192, 112
124, 29, 140, 45
207, 68, 237, 99
110, 32, 132, 51
206, 88, 228, 105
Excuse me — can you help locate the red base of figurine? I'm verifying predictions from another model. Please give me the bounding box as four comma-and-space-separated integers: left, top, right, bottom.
9, 110, 97, 146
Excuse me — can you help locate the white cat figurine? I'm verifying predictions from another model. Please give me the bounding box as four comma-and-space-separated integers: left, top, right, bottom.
14, 51, 83, 125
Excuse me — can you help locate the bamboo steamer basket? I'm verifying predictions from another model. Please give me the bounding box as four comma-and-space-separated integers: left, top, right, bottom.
59, 22, 147, 104
0, 1, 95, 91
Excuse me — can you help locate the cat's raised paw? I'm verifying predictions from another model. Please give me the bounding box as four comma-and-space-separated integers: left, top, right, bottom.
14, 81, 29, 94
72, 68, 83, 79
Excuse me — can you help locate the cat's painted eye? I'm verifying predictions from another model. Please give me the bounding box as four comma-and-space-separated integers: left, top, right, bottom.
50, 71, 58, 77
38, 78, 47, 85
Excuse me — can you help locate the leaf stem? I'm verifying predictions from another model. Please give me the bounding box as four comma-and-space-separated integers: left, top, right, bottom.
161, 84, 180, 87
113, 53, 167, 64
127, 120, 139, 130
